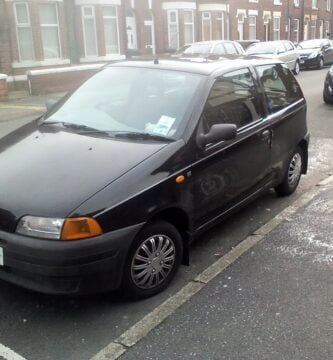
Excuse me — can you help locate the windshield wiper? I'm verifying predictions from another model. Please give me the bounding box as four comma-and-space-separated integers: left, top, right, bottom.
113, 132, 174, 142
43, 121, 94, 130
42, 121, 106, 133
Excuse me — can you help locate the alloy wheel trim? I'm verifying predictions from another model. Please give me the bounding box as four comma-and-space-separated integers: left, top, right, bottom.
288, 152, 302, 186
131, 234, 176, 289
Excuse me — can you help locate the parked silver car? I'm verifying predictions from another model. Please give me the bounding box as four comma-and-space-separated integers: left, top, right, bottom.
246, 41, 300, 75
177, 40, 245, 58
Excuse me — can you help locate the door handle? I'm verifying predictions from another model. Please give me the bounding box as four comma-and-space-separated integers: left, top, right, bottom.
261, 129, 273, 148
261, 130, 271, 139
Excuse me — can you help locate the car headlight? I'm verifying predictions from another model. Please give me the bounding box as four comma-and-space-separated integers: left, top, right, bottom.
16, 216, 102, 240
308, 51, 318, 59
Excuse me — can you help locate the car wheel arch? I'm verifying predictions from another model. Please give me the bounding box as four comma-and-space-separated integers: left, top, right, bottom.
298, 139, 308, 174
148, 207, 192, 265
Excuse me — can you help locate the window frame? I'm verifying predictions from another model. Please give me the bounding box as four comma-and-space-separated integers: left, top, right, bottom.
202, 11, 212, 41
273, 16, 281, 40
248, 15, 257, 40
102, 5, 120, 55
201, 67, 264, 147
13, 2, 34, 62
39, 2, 62, 60
183, 10, 195, 45
81, 5, 98, 57
167, 9, 179, 49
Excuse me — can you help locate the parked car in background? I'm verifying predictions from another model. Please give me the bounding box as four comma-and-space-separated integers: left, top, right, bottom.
176, 41, 245, 58
0, 57, 309, 299
323, 65, 333, 104
246, 41, 301, 75
296, 39, 333, 69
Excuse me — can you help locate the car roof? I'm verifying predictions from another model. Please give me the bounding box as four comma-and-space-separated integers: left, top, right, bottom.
189, 40, 237, 45
107, 56, 282, 76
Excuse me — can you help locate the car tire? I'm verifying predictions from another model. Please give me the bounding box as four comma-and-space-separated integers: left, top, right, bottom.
323, 91, 333, 104
293, 60, 300, 75
318, 57, 324, 70
275, 147, 304, 197
121, 220, 183, 300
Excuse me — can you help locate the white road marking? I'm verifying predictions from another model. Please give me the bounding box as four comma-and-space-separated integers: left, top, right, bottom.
0, 344, 27, 360
90, 174, 333, 360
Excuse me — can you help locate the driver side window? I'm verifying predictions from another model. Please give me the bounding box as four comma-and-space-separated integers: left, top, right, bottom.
201, 68, 263, 132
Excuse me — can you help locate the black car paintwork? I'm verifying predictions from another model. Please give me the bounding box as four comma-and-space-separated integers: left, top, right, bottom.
0, 59, 309, 294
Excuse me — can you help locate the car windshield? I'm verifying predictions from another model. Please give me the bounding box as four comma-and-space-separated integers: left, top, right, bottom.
297, 40, 322, 49
246, 42, 277, 55
43, 66, 203, 140
183, 44, 212, 54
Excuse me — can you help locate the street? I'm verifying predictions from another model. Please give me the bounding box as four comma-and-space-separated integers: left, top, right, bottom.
0, 68, 332, 360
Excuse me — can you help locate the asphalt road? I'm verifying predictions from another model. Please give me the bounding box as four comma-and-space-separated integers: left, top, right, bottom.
0, 68, 332, 360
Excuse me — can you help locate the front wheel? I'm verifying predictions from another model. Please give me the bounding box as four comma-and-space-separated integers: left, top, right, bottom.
318, 57, 324, 70
275, 147, 303, 196
293, 60, 300, 75
121, 220, 183, 299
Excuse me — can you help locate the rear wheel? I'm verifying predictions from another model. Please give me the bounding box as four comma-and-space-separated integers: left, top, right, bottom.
293, 60, 300, 75
275, 147, 303, 196
121, 220, 183, 299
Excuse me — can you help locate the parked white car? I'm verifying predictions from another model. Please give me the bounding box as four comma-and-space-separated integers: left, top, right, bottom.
246, 41, 301, 75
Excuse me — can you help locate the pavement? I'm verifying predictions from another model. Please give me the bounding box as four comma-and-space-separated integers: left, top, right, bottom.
116, 179, 333, 360
0, 69, 332, 360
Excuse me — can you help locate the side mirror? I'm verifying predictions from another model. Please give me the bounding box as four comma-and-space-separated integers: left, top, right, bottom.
45, 99, 58, 112
198, 124, 237, 148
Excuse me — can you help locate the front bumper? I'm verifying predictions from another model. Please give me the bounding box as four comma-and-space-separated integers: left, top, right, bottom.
300, 56, 319, 68
0, 223, 144, 295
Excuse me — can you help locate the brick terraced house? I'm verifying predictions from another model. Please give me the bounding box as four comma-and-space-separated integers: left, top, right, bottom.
0, 0, 332, 94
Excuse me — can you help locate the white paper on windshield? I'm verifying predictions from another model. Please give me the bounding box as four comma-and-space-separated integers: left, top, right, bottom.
152, 116, 176, 136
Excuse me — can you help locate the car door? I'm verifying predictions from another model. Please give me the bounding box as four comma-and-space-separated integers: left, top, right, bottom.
191, 67, 273, 230
278, 42, 293, 70
254, 64, 306, 182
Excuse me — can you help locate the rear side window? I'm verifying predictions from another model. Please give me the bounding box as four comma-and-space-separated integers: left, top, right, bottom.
256, 64, 303, 114
284, 41, 294, 51
202, 68, 263, 131
224, 42, 238, 55
214, 43, 226, 55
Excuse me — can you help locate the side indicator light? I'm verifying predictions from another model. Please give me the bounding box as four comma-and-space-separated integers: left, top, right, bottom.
176, 175, 185, 184
61, 217, 102, 240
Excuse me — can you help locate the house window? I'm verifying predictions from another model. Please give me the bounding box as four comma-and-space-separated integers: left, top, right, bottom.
82, 6, 97, 57
294, 0, 300, 7
216, 12, 225, 40
319, 20, 324, 38
274, 0, 282, 4
39, 3, 61, 59
202, 12, 212, 41
168, 10, 179, 49
249, 16, 256, 40
326, 21, 330, 38
273, 16, 280, 40
13, 2, 34, 61
327, 0, 331, 11
312, 0, 318, 9
294, 18, 300, 43
184, 10, 194, 45
311, 20, 317, 39
237, 13, 245, 41
103, 6, 119, 54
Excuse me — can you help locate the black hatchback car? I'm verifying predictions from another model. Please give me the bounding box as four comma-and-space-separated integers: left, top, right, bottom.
0, 58, 309, 299
296, 39, 333, 69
